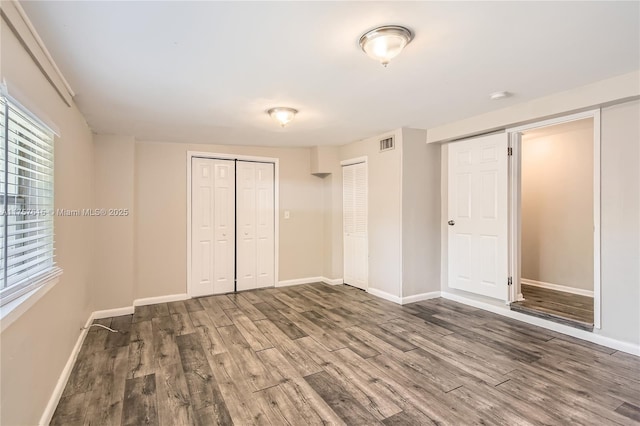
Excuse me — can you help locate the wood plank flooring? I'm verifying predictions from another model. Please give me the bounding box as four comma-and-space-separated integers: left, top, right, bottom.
511, 284, 594, 330
53, 283, 639, 425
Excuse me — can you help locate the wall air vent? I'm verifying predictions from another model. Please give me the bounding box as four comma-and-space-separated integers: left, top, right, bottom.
379, 136, 395, 152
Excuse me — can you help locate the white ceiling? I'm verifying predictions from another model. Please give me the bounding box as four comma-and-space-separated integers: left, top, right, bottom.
21, 1, 640, 147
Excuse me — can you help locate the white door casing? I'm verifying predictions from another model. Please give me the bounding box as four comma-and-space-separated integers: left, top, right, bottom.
447, 133, 509, 301
343, 161, 368, 290
507, 109, 601, 327
191, 158, 235, 297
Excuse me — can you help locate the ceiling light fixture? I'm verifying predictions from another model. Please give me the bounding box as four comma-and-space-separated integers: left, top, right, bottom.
267, 107, 298, 127
359, 25, 413, 67
490, 91, 511, 100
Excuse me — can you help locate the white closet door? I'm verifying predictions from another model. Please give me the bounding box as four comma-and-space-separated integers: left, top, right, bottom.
237, 161, 275, 291
191, 158, 235, 296
255, 163, 275, 288
236, 162, 257, 291
343, 162, 368, 290
447, 133, 509, 300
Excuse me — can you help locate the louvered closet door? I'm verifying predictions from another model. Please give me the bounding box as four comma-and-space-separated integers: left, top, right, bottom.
343, 162, 368, 290
237, 161, 275, 291
191, 158, 235, 296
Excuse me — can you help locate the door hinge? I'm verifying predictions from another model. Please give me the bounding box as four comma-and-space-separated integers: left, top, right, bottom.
508, 277, 513, 286
507, 147, 513, 156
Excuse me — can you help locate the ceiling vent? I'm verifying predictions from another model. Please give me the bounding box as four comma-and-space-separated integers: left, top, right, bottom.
379, 136, 395, 152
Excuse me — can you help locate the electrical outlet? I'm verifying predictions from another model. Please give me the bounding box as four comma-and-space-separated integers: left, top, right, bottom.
284, 210, 290, 219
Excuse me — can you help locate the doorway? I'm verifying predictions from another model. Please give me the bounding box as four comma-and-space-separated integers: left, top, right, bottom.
187, 153, 278, 297
508, 112, 600, 330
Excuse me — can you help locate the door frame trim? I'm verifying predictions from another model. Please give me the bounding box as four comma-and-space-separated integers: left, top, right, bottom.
186, 151, 280, 297
340, 156, 367, 167
506, 109, 601, 328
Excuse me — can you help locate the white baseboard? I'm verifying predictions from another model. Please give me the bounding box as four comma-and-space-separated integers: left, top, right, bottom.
134, 293, 189, 306
367, 288, 403, 304
401, 291, 441, 305
521, 278, 594, 297
276, 277, 324, 287
92, 306, 134, 319
367, 289, 441, 305
441, 291, 640, 356
321, 277, 344, 285
276, 277, 343, 287
39, 312, 95, 426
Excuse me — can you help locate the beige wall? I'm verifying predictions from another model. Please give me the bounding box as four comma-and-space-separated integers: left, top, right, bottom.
440, 99, 640, 346
312, 150, 343, 279
93, 135, 136, 310
134, 141, 324, 300
521, 119, 594, 291
0, 16, 95, 426
600, 100, 639, 344
401, 128, 441, 297
339, 130, 403, 298
324, 128, 440, 299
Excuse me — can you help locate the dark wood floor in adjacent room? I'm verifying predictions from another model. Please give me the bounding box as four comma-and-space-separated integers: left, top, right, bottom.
511, 283, 595, 330
52, 283, 640, 425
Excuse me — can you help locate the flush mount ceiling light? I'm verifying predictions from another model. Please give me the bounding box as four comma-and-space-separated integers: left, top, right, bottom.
490, 91, 511, 100
267, 107, 298, 127
359, 25, 413, 67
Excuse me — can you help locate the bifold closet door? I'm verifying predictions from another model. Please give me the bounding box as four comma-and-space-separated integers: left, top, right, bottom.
343, 161, 368, 290
237, 161, 275, 291
191, 158, 235, 297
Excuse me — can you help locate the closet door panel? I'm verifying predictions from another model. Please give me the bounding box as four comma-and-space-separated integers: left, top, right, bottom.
236, 162, 257, 291
256, 163, 275, 288
343, 162, 368, 290
191, 158, 235, 296
213, 161, 236, 293
191, 158, 214, 297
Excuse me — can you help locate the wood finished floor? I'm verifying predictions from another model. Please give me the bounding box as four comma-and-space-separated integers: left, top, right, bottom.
511, 284, 594, 330
52, 283, 640, 426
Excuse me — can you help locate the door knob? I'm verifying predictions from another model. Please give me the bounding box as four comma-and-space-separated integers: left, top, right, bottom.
448, 220, 455, 226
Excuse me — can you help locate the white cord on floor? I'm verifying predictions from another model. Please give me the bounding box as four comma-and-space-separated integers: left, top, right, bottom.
81, 323, 119, 333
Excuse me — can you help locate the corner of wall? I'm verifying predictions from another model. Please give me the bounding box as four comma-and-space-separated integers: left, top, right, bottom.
92, 135, 136, 310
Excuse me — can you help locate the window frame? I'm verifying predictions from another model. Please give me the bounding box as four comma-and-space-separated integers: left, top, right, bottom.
0, 95, 62, 309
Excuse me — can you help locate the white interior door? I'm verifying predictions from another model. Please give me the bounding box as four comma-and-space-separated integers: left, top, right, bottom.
191, 158, 235, 296
447, 133, 509, 300
343, 161, 368, 290
237, 161, 275, 291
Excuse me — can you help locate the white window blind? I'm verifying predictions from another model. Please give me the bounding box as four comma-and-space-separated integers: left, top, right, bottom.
0, 96, 58, 306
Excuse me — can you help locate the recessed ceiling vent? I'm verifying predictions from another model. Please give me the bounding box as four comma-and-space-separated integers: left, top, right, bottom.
379, 136, 395, 152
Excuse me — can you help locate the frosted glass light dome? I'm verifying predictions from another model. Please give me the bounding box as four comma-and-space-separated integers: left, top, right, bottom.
359, 26, 413, 66
267, 107, 298, 127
